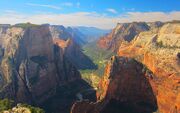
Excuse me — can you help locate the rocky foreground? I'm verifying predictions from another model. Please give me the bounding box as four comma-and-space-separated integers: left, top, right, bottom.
71, 22, 180, 113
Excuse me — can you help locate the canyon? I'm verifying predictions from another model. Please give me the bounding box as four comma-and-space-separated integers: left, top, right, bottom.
0, 21, 179, 113
71, 21, 180, 113
0, 23, 99, 113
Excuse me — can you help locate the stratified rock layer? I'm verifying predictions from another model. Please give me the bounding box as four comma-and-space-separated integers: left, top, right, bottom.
0, 24, 81, 104
118, 22, 180, 113
71, 56, 158, 113
53, 38, 97, 70
71, 22, 180, 113
97, 22, 149, 52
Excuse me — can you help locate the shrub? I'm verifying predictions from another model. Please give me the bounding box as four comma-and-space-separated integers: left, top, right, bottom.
20, 104, 45, 113
0, 98, 14, 111
156, 41, 163, 47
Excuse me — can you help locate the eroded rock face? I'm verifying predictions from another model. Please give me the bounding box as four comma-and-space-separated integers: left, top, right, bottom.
97, 22, 149, 52
51, 25, 97, 70
118, 22, 180, 113
0, 24, 10, 47
71, 22, 180, 113
148, 21, 164, 29
0, 25, 81, 104
50, 25, 85, 45
54, 38, 97, 70
71, 56, 158, 113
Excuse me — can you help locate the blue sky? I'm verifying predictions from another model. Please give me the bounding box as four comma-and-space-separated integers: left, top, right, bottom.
0, 0, 180, 29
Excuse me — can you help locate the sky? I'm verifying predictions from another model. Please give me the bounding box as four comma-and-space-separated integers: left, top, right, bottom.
0, 0, 180, 29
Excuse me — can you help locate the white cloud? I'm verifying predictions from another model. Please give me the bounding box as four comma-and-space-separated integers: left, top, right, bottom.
26, 3, 61, 10
62, 2, 73, 7
0, 11, 180, 29
106, 8, 118, 14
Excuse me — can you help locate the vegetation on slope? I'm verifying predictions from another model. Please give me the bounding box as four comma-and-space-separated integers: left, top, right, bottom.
12, 23, 40, 29
0, 98, 44, 113
80, 41, 115, 88
0, 99, 14, 111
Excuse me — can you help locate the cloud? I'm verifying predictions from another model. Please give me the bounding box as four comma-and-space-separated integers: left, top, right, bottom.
123, 11, 180, 22
106, 8, 118, 14
0, 11, 180, 29
26, 3, 61, 10
62, 2, 73, 7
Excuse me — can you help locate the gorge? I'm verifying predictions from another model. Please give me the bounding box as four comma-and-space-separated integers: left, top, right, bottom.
0, 21, 179, 113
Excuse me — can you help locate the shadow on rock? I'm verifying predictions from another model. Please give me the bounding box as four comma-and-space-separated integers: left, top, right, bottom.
71, 57, 158, 113
40, 79, 96, 113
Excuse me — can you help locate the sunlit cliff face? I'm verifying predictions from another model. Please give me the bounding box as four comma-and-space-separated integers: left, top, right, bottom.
118, 22, 180, 113
71, 22, 180, 113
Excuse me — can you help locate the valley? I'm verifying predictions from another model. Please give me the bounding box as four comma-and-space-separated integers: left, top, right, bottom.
80, 42, 115, 88
0, 21, 179, 113
0, 1, 180, 113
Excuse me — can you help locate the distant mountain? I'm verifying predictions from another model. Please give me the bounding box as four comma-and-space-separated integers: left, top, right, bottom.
49, 25, 110, 45
50, 25, 86, 45
73, 26, 110, 43
97, 22, 150, 52
0, 24, 10, 47
66, 27, 86, 45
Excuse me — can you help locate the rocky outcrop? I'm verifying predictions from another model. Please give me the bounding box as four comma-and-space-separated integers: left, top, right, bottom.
148, 21, 164, 29
64, 39, 97, 70
50, 25, 85, 45
118, 22, 180, 113
71, 56, 158, 113
71, 22, 180, 113
0, 24, 81, 104
50, 25, 97, 70
97, 22, 149, 52
54, 38, 97, 70
0, 24, 10, 47
66, 27, 86, 45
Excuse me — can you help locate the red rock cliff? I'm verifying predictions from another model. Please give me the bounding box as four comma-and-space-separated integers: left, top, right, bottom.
118, 22, 180, 113
71, 22, 180, 113
97, 22, 149, 52
71, 56, 158, 113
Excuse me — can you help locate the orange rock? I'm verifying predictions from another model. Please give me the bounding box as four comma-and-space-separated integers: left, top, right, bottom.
118, 23, 180, 113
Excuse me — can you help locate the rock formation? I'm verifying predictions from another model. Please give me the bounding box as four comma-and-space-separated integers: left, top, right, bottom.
71, 56, 158, 113
97, 22, 149, 52
53, 32, 97, 70
0, 24, 81, 105
0, 24, 10, 47
148, 21, 164, 29
118, 22, 180, 113
71, 22, 180, 113
50, 25, 85, 45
